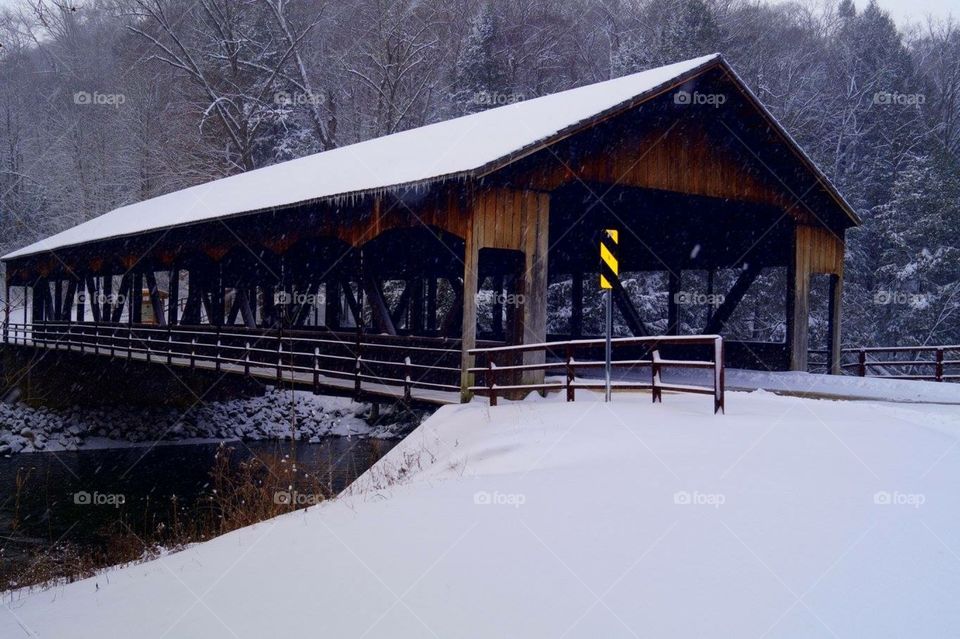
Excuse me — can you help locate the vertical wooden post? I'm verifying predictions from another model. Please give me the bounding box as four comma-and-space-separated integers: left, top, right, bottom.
276, 339, 283, 383
245, 341, 251, 376
520, 192, 550, 388
73, 278, 83, 322
827, 273, 843, 375
354, 352, 362, 398
3, 281, 9, 345
565, 344, 575, 402
168, 268, 180, 326
403, 356, 412, 404
101, 274, 112, 324
788, 227, 811, 372
714, 337, 725, 414
486, 355, 497, 406
131, 272, 143, 324
936, 348, 944, 382
460, 199, 481, 402
651, 346, 662, 403
53, 279, 63, 322
190, 337, 196, 369
313, 346, 320, 394
857, 349, 866, 377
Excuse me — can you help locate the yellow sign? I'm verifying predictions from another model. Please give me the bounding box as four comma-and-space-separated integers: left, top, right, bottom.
599, 229, 619, 289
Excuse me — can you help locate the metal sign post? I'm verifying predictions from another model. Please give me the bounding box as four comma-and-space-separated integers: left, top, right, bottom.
605, 287, 612, 401
599, 229, 619, 402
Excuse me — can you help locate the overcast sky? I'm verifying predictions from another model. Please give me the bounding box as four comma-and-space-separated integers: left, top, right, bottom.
0, 0, 956, 30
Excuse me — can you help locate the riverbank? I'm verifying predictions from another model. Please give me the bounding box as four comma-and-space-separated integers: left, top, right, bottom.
5, 389, 960, 636
0, 390, 419, 454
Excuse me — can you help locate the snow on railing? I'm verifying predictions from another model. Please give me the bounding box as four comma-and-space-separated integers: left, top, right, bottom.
468, 335, 725, 414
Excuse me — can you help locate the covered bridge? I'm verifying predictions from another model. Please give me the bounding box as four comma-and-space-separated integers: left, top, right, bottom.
2, 53, 858, 403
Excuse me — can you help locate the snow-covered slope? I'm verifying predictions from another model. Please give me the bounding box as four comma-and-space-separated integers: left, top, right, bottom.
5, 390, 960, 637
4, 55, 718, 260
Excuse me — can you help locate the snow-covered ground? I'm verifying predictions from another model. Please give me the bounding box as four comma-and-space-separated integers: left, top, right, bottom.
4, 388, 960, 637
0, 390, 409, 454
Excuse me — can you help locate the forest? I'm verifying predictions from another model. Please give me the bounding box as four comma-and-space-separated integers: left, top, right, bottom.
0, 0, 957, 348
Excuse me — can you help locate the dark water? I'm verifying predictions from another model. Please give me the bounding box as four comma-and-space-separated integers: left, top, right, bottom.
0, 438, 395, 562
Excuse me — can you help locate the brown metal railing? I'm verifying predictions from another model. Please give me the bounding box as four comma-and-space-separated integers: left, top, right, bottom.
3, 321, 463, 403
837, 345, 959, 382
468, 335, 725, 413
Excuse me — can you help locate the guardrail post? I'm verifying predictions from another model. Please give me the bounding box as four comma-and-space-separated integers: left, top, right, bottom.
936, 348, 944, 382
146, 332, 151, 363
858, 349, 866, 377
714, 337, 725, 414
215, 338, 222, 372
486, 356, 498, 406
109, 327, 115, 358
313, 347, 320, 394
565, 344, 575, 402
127, 324, 132, 361
190, 337, 196, 369
245, 341, 251, 377
94, 324, 99, 356
354, 353, 362, 399
276, 339, 283, 384
651, 347, 662, 403
167, 333, 173, 365
404, 356, 412, 404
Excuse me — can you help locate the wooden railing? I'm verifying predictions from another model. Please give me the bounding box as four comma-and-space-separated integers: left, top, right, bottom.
824, 345, 960, 382
3, 321, 463, 403
468, 335, 725, 413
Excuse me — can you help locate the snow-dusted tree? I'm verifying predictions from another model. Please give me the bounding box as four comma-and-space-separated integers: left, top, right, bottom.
341, 0, 443, 138
862, 153, 960, 345
453, 3, 508, 114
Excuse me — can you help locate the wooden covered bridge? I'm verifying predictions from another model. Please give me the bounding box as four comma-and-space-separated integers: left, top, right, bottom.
1, 54, 858, 407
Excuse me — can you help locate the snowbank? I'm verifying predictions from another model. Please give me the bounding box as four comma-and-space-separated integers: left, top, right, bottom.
4, 389, 960, 637
0, 390, 408, 455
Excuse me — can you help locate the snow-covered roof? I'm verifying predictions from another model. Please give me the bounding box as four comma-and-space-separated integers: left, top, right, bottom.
2, 53, 855, 262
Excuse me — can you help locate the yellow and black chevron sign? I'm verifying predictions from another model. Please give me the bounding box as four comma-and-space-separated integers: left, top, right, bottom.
599, 229, 619, 290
